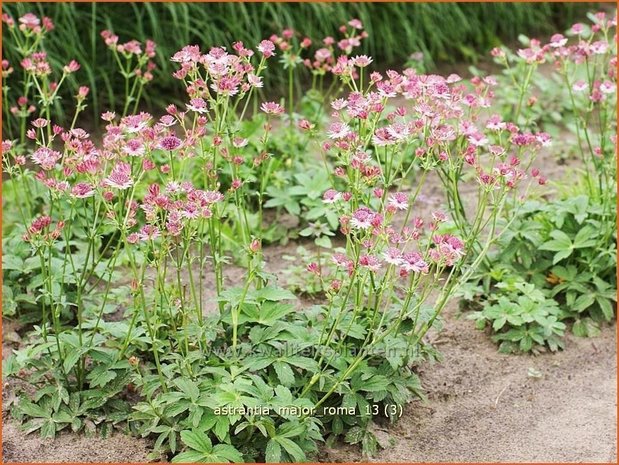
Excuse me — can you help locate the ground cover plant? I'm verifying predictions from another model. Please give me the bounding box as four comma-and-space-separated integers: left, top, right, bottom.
462, 11, 617, 352
1, 6, 616, 463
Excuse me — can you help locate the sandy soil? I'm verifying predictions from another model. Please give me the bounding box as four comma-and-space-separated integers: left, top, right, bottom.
325, 303, 617, 463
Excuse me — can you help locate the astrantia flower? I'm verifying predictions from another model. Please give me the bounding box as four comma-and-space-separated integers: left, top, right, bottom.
486, 114, 506, 131
19, 13, 40, 29
322, 189, 341, 204
138, 224, 160, 241
247, 74, 263, 88
123, 139, 145, 157
388, 192, 409, 211
400, 251, 429, 274
600, 81, 616, 94
260, 101, 284, 115
352, 55, 373, 68
359, 255, 381, 272
31, 147, 61, 170
348, 18, 363, 29
327, 122, 351, 140
549, 33, 568, 48
103, 161, 133, 190
160, 136, 182, 151
257, 40, 276, 58
71, 182, 95, 198
350, 207, 374, 229
572, 80, 587, 92
186, 98, 208, 113
331, 253, 350, 267
382, 247, 403, 265
467, 132, 488, 147
331, 98, 348, 110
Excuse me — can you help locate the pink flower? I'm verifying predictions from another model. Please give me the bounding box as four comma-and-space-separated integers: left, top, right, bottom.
388, 192, 409, 211
101, 111, 116, 121
600, 81, 615, 94
350, 207, 374, 230
322, 189, 341, 204
400, 252, 429, 274
327, 122, 351, 140
571, 23, 585, 35
549, 34, 567, 48
352, 55, 373, 68
31, 118, 49, 128
260, 101, 284, 115
382, 247, 402, 265
160, 135, 182, 151
187, 98, 208, 113
63, 60, 80, 74
31, 147, 61, 170
138, 224, 160, 241
486, 114, 506, 131
71, 182, 95, 199
332, 253, 351, 267
348, 19, 363, 30
257, 40, 276, 58
19, 13, 40, 30
103, 162, 133, 190
572, 80, 587, 92
247, 74, 263, 88
359, 255, 381, 272
307, 262, 320, 275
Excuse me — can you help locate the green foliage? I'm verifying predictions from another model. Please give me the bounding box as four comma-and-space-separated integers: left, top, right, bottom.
122, 285, 430, 462
465, 192, 617, 351
467, 277, 566, 353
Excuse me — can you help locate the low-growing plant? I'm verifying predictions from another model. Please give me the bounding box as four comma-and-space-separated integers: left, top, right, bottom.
463, 12, 617, 349
2, 8, 614, 464
467, 275, 566, 353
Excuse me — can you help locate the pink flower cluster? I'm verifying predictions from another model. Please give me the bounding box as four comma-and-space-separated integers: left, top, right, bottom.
23, 215, 64, 243
127, 182, 224, 242
171, 40, 272, 100
2, 12, 54, 34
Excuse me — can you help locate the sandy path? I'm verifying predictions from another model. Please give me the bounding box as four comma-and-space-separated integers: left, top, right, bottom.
326, 303, 617, 463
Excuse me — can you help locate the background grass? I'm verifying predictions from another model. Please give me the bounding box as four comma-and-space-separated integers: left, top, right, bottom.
2, 2, 593, 130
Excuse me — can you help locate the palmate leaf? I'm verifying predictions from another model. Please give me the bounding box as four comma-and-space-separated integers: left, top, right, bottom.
241, 302, 296, 326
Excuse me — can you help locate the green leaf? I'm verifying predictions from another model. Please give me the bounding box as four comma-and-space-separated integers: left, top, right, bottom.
180, 430, 212, 453
277, 437, 306, 462
273, 362, 295, 386
212, 444, 243, 463
358, 375, 389, 392
172, 451, 210, 463
573, 294, 595, 313
573, 318, 601, 337
174, 379, 200, 402
540, 231, 572, 252
597, 297, 614, 321
255, 286, 297, 302
552, 249, 573, 265
265, 439, 282, 463
18, 400, 50, 419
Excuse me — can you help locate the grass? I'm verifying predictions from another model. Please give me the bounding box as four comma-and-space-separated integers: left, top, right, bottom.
2, 2, 591, 129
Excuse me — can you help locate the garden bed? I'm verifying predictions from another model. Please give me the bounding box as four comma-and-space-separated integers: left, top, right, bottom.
2, 6, 616, 464
4, 306, 616, 463
3, 150, 616, 463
